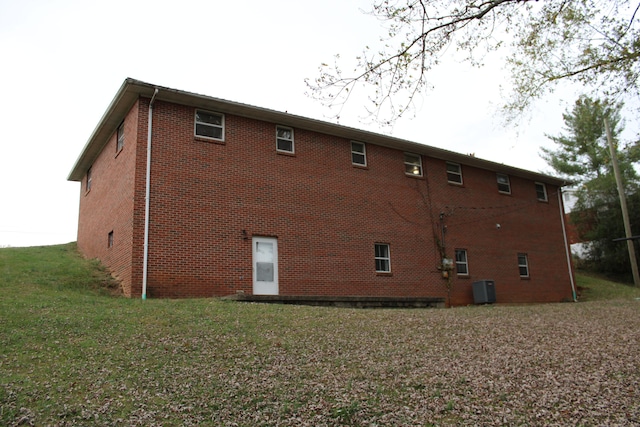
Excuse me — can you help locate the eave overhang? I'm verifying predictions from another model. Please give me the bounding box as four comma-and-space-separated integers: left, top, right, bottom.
68, 78, 569, 187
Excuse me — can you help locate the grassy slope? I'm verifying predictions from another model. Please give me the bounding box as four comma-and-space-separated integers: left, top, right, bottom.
576, 270, 640, 301
1, 244, 639, 426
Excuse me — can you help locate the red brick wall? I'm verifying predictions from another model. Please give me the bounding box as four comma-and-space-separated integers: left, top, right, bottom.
424, 159, 574, 305
77, 96, 575, 305
143, 102, 444, 299
77, 101, 140, 296
132, 100, 574, 304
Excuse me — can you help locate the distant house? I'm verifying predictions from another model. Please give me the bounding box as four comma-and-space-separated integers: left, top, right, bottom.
68, 78, 576, 306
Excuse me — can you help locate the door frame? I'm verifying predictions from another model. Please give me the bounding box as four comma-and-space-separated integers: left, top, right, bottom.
252, 236, 279, 295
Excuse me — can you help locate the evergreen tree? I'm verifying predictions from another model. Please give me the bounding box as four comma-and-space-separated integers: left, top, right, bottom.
544, 96, 640, 281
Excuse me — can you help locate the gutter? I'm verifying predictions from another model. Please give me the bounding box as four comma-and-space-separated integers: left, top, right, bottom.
558, 188, 577, 302
142, 88, 159, 300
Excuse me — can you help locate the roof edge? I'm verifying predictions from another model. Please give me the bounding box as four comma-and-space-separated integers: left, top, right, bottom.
68, 78, 569, 187
68, 78, 142, 181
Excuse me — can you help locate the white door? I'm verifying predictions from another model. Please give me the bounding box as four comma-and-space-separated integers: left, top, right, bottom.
252, 237, 278, 295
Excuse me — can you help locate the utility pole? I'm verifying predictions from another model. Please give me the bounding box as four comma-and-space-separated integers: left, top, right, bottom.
604, 117, 640, 287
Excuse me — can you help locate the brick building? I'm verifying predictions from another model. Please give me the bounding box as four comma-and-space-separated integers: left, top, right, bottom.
68, 79, 576, 306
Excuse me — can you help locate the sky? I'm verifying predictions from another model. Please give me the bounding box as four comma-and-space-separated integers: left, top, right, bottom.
0, 0, 631, 247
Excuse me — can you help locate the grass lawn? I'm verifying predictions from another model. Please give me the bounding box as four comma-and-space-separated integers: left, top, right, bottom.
1, 243, 640, 426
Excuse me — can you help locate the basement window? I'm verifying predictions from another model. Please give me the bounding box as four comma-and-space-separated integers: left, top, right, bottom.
351, 141, 367, 166
455, 249, 468, 276
404, 153, 423, 176
518, 253, 530, 278
535, 182, 548, 201
375, 243, 391, 273
497, 173, 511, 194
276, 126, 294, 153
446, 162, 463, 184
195, 110, 224, 141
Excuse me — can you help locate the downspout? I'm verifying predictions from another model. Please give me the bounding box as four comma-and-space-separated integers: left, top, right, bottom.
142, 88, 159, 300
558, 188, 577, 302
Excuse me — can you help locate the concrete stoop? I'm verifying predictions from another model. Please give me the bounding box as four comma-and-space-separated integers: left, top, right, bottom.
222, 293, 446, 308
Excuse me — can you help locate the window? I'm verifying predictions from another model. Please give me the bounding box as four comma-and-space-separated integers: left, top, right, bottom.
446, 162, 463, 184
195, 110, 224, 140
404, 153, 423, 176
497, 173, 511, 194
116, 122, 125, 152
535, 182, 548, 201
375, 243, 391, 273
276, 126, 294, 153
455, 249, 468, 275
108, 231, 114, 248
518, 253, 529, 277
86, 167, 92, 192
351, 141, 367, 166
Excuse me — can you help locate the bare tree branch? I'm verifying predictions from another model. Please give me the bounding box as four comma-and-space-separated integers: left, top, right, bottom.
307, 0, 640, 126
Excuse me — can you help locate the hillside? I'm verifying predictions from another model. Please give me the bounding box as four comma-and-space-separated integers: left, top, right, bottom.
1, 244, 639, 426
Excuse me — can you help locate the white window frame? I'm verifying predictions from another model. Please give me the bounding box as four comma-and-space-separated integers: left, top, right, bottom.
446, 162, 463, 184
116, 122, 125, 152
276, 126, 294, 153
497, 173, 511, 194
375, 243, 391, 273
194, 110, 224, 141
351, 141, 367, 166
535, 182, 548, 201
455, 249, 469, 276
518, 253, 530, 278
86, 167, 92, 192
404, 153, 423, 177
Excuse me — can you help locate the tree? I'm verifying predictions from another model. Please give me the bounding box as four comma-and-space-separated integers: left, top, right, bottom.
571, 179, 640, 281
540, 96, 635, 183
306, 0, 640, 124
544, 96, 640, 281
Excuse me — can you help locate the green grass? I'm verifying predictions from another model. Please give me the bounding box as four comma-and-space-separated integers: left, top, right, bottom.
576, 269, 640, 301
0, 244, 367, 425
1, 244, 639, 426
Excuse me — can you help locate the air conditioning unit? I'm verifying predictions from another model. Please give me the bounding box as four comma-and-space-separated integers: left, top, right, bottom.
472, 280, 496, 304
